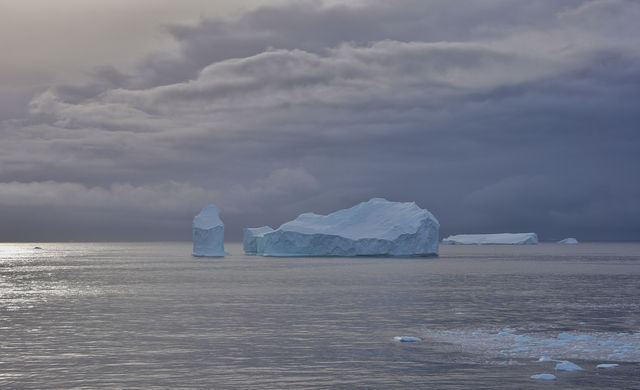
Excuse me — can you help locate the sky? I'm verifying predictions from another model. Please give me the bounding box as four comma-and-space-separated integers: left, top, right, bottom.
1, 0, 639, 242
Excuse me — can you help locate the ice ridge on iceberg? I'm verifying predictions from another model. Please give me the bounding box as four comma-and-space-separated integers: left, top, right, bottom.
245, 198, 439, 257
192, 204, 228, 257
442, 233, 538, 245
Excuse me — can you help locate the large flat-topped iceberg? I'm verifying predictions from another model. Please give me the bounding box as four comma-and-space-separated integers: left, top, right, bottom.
247, 198, 439, 257
442, 233, 538, 245
192, 204, 228, 257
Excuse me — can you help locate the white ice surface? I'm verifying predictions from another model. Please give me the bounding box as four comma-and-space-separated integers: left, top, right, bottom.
555, 360, 583, 371
394, 336, 421, 342
192, 205, 228, 257
596, 363, 619, 369
530, 374, 556, 380
253, 198, 440, 257
558, 237, 579, 244
442, 233, 538, 245
420, 328, 640, 362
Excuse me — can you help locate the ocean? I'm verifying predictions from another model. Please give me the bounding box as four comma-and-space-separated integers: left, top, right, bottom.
1, 242, 639, 389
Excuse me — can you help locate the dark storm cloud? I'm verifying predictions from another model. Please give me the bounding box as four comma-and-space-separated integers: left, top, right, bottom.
1, 0, 639, 241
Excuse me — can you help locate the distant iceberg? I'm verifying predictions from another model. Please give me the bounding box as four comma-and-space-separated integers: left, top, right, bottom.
442, 233, 538, 245
394, 336, 421, 342
192, 205, 228, 257
530, 374, 556, 380
558, 237, 578, 244
243, 226, 274, 254
245, 198, 439, 257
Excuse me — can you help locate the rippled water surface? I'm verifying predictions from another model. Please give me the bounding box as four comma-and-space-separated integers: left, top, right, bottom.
1, 242, 639, 389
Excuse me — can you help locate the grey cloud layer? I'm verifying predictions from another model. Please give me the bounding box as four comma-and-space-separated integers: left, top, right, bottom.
2, 0, 639, 241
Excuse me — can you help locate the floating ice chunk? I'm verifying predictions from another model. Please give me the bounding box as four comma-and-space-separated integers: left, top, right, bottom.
192, 205, 228, 257
531, 374, 556, 380
394, 336, 421, 342
243, 226, 274, 254
252, 198, 439, 257
420, 328, 640, 362
538, 356, 561, 363
514, 335, 532, 343
599, 341, 624, 347
558, 237, 578, 244
442, 233, 538, 245
555, 361, 583, 371
557, 333, 596, 342
597, 363, 619, 369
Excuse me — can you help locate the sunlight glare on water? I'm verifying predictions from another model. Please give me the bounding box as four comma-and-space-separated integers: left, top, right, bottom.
0, 242, 638, 389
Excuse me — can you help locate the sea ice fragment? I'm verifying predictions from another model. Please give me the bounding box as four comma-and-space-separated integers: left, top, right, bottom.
394, 336, 421, 342
555, 361, 583, 371
596, 363, 619, 369
530, 374, 556, 380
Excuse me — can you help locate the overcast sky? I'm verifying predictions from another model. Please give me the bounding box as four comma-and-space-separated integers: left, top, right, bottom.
1, 0, 639, 242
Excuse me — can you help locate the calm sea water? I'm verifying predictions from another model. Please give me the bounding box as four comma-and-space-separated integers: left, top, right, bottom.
1, 242, 638, 389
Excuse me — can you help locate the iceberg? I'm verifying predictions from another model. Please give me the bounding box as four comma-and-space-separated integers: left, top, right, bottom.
246, 198, 439, 257
442, 233, 538, 245
596, 363, 619, 369
243, 226, 274, 254
192, 205, 228, 257
394, 336, 422, 342
530, 374, 556, 380
537, 356, 561, 363
558, 237, 579, 244
555, 361, 583, 371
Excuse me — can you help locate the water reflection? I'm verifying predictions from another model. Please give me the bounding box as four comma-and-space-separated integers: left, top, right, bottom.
0, 242, 638, 389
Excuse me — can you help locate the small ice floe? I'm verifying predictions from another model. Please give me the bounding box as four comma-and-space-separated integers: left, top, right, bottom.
599, 341, 624, 347
538, 356, 561, 363
419, 328, 640, 362
531, 374, 556, 380
557, 333, 596, 342
558, 238, 578, 244
500, 346, 531, 354
394, 336, 421, 342
596, 363, 619, 369
555, 361, 583, 371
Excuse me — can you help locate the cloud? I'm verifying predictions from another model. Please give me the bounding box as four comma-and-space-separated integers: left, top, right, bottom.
2, 0, 640, 241
0, 167, 320, 241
